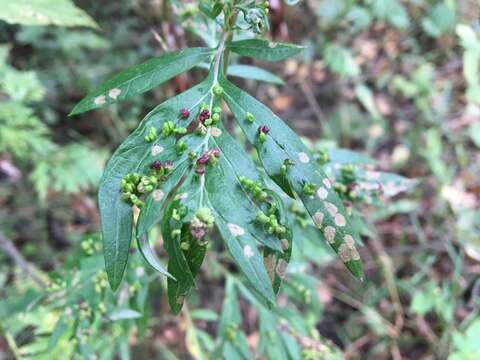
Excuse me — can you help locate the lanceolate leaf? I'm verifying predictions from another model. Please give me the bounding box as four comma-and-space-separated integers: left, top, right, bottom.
227, 39, 304, 62
99, 77, 213, 291
205, 126, 282, 303
70, 48, 214, 115
221, 78, 364, 280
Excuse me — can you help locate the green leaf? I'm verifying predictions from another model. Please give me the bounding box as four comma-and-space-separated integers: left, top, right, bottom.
204, 127, 280, 303
162, 179, 208, 314
47, 315, 68, 351
136, 234, 172, 279
0, 0, 98, 28
227, 39, 304, 62
221, 78, 364, 280
227, 64, 285, 85
70, 47, 214, 115
99, 77, 213, 291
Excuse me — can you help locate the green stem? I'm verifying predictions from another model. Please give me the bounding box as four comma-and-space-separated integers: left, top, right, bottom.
222, 2, 239, 75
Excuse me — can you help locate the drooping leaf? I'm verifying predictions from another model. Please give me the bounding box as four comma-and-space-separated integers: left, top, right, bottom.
221, 78, 364, 280
99, 77, 213, 291
227, 39, 304, 62
70, 48, 214, 115
136, 234, 172, 279
162, 176, 208, 314
0, 0, 98, 29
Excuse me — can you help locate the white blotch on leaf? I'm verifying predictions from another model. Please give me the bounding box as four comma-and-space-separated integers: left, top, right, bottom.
94, 95, 106, 105
211, 127, 222, 137
317, 187, 328, 200
243, 245, 254, 258
313, 211, 324, 227
298, 152, 310, 163
175, 192, 188, 200
324, 226, 336, 244
344, 235, 355, 246
323, 178, 332, 189
325, 202, 338, 217
334, 213, 346, 227
108, 88, 121, 100
152, 190, 164, 201
268, 42, 278, 48
151, 145, 163, 156
227, 223, 245, 237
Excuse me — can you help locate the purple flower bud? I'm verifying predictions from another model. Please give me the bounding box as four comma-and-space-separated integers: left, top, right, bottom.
180, 108, 190, 118
199, 109, 210, 123
163, 160, 174, 171
190, 227, 206, 239
150, 160, 162, 170
196, 153, 210, 165
259, 125, 270, 134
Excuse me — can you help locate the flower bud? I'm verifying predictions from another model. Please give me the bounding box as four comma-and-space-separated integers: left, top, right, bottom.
199, 109, 210, 123
197, 153, 210, 165
303, 183, 316, 196
180, 242, 190, 251
212, 113, 220, 123
150, 160, 162, 171
210, 148, 221, 158
180, 108, 190, 118
245, 112, 255, 123
213, 106, 222, 114
213, 85, 224, 96
164, 160, 174, 172
258, 132, 267, 143
195, 164, 205, 175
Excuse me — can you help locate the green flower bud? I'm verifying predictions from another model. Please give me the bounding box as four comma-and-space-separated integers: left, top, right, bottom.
279, 164, 287, 176
213, 85, 224, 96
171, 229, 181, 237
175, 127, 187, 135
145, 185, 153, 193
258, 132, 267, 143
245, 112, 255, 123
176, 140, 187, 152
303, 183, 316, 196
204, 118, 212, 126
200, 102, 209, 111
188, 151, 198, 160
172, 209, 181, 221
180, 242, 190, 251
197, 207, 213, 223
212, 113, 220, 122
256, 211, 270, 224
213, 106, 222, 114
318, 148, 330, 165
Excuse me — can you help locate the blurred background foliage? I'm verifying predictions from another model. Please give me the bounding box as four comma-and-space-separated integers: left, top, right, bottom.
0, 0, 479, 359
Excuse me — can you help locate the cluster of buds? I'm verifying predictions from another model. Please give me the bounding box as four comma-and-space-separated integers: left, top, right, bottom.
302, 182, 316, 196
144, 126, 157, 142
81, 237, 100, 255
256, 209, 286, 236
239, 176, 268, 201
289, 280, 312, 304
189, 207, 215, 241
195, 148, 220, 175
150, 159, 174, 177
94, 272, 108, 293
279, 158, 295, 176
258, 125, 270, 143
260, 0, 270, 11
197, 104, 221, 129
161, 120, 187, 138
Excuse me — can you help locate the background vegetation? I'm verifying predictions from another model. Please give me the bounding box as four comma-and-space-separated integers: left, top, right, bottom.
0, 0, 479, 359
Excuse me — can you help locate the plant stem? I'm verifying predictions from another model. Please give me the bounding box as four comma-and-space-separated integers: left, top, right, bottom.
222, 2, 239, 75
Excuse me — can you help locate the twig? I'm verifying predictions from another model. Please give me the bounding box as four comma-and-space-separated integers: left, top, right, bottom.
0, 232, 46, 287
